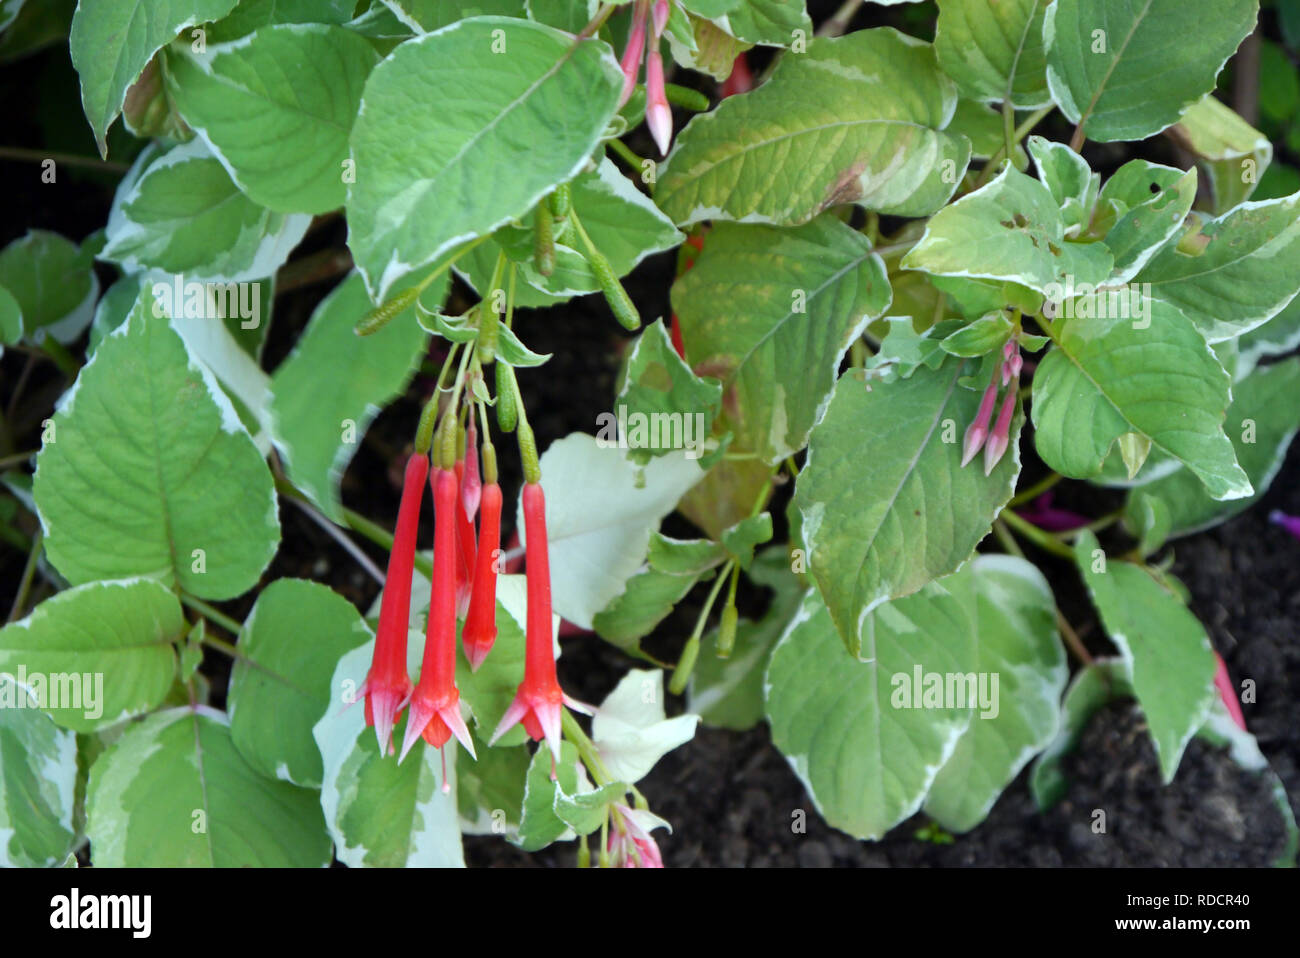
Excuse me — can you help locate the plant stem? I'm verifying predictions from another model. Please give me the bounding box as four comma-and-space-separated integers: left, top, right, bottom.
1002, 98, 1016, 165
283, 493, 385, 585
0, 145, 130, 173
0, 449, 38, 470
7, 528, 42, 622
668, 559, 734, 695
40, 338, 80, 380
179, 593, 243, 636
562, 707, 615, 786
816, 0, 861, 38
972, 104, 1055, 190
999, 508, 1076, 559
1056, 609, 1094, 665
992, 519, 1025, 558
1009, 471, 1063, 506
606, 136, 643, 172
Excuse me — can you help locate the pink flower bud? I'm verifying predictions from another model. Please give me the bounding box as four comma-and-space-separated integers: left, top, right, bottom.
651, 0, 669, 39
983, 388, 1018, 475
962, 374, 1000, 467
645, 48, 673, 157
618, 2, 649, 108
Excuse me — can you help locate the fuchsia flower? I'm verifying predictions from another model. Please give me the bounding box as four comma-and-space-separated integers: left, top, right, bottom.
462, 479, 503, 671
490, 482, 589, 765
618, 0, 674, 156
962, 341, 1020, 474
645, 49, 673, 158
617, 0, 649, 108
1016, 492, 1089, 532
607, 804, 664, 868
1269, 510, 1300, 542
359, 452, 426, 755
720, 52, 753, 98
401, 467, 475, 768
453, 458, 477, 618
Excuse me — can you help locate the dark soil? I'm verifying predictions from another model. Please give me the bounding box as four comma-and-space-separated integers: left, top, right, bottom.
2, 3, 1297, 870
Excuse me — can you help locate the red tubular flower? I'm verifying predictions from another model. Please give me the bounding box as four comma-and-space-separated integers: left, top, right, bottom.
359, 452, 426, 755
401, 467, 475, 766
490, 482, 589, 764
453, 459, 476, 618
462, 481, 502, 671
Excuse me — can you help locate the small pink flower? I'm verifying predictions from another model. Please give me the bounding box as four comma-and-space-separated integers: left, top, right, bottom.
983, 387, 1017, 475
607, 805, 665, 868
962, 369, 1000, 467
651, 0, 669, 39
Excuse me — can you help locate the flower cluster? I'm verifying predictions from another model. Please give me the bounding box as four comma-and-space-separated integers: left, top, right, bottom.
619, 0, 673, 156
962, 339, 1021, 474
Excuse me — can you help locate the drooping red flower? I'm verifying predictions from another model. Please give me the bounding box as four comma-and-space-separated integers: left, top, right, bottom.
453, 458, 476, 618
401, 467, 475, 766
462, 480, 502, 671
618, 0, 649, 108
490, 481, 588, 763
359, 452, 426, 755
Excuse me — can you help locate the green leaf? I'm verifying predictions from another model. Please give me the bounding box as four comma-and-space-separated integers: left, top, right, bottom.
695, 0, 811, 47
455, 575, 532, 745
313, 641, 465, 866
69, 0, 240, 155
1238, 297, 1300, 373
901, 164, 1113, 294
456, 158, 683, 304
165, 24, 378, 214
527, 0, 597, 33
794, 361, 1021, 656
0, 230, 98, 345
228, 579, 370, 788
1073, 531, 1216, 782
935, 0, 1051, 107
87, 707, 330, 866
671, 215, 891, 463
380, 0, 527, 32
922, 556, 1066, 832
1026, 134, 1096, 210
1029, 657, 1132, 810
688, 548, 803, 730
615, 319, 722, 465
939, 310, 1014, 357
1168, 94, 1272, 214
1125, 358, 1300, 536
1095, 160, 1197, 282
207, 0, 357, 43
346, 17, 622, 301
516, 741, 580, 851
0, 579, 181, 732
719, 512, 772, 569
457, 738, 528, 834
1032, 300, 1250, 500
101, 140, 311, 281
591, 536, 726, 658
522, 433, 703, 629
1043, 0, 1257, 143
0, 674, 78, 866
553, 780, 628, 836
34, 291, 281, 599
1135, 193, 1300, 343
657, 29, 970, 226
765, 585, 975, 840
1125, 490, 1172, 555
270, 272, 431, 522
